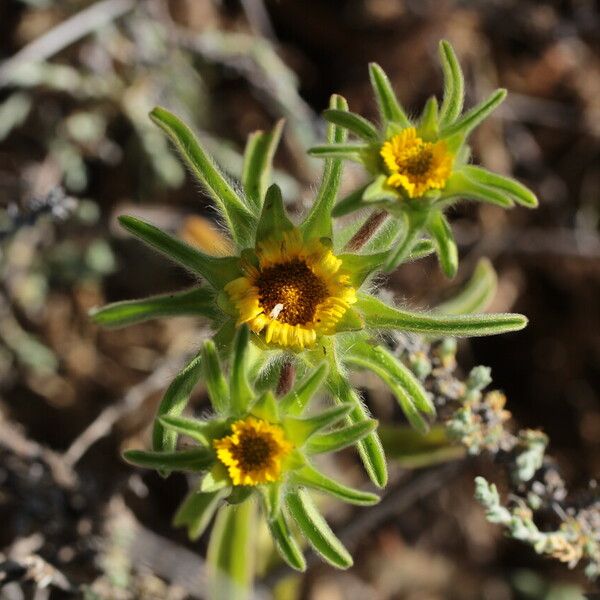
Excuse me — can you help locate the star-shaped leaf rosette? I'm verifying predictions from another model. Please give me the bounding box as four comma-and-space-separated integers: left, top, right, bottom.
309, 40, 539, 275
92, 98, 528, 489
124, 326, 379, 581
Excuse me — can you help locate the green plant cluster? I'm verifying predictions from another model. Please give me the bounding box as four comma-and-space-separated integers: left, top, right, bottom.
91, 41, 539, 598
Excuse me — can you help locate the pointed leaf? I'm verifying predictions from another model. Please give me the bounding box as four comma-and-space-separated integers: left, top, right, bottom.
251, 390, 279, 422
369, 63, 411, 128
407, 238, 436, 262
284, 405, 352, 445
439, 40, 465, 127
440, 88, 507, 139
441, 170, 514, 208
255, 183, 294, 244
119, 215, 241, 288
260, 480, 283, 520
242, 120, 284, 213
338, 252, 388, 287
159, 415, 224, 446
333, 306, 365, 333
323, 109, 379, 141
150, 107, 256, 247
357, 293, 528, 336
461, 165, 538, 208
152, 351, 203, 459
201, 340, 230, 414
347, 342, 435, 415
436, 257, 497, 315
174, 488, 228, 540
419, 96, 439, 139
363, 174, 397, 203
123, 448, 214, 472
427, 211, 459, 278
280, 362, 328, 416
90, 287, 219, 328
201, 463, 231, 493
207, 501, 256, 600
327, 366, 387, 488
345, 345, 431, 433
302, 94, 349, 240
308, 143, 367, 160
230, 325, 253, 415
306, 419, 378, 454
267, 511, 306, 571
291, 463, 379, 506
288, 490, 352, 569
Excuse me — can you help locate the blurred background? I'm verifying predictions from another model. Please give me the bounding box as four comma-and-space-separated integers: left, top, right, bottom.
0, 0, 598, 598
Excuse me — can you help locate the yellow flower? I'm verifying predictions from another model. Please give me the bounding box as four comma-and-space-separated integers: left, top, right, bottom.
380, 128, 453, 198
213, 417, 293, 486
225, 230, 356, 349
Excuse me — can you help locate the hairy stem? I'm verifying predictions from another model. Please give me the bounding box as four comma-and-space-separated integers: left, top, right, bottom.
276, 361, 296, 397
344, 210, 388, 252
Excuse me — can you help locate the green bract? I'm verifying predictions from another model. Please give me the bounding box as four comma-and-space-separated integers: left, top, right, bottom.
124, 326, 379, 584
309, 40, 538, 274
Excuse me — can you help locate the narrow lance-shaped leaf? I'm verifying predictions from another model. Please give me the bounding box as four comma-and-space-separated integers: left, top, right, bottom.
173, 488, 229, 541
254, 183, 294, 244
347, 341, 435, 415
436, 257, 497, 315
159, 415, 219, 446
306, 419, 378, 455
201, 340, 230, 414
291, 463, 379, 506
356, 293, 528, 336
369, 62, 411, 128
267, 511, 306, 572
287, 489, 353, 569
345, 347, 430, 434
230, 325, 253, 416
241, 119, 283, 213
461, 165, 538, 208
302, 94, 349, 240
123, 448, 214, 472
207, 501, 256, 600
152, 350, 203, 459
284, 404, 352, 445
441, 170, 513, 209
118, 216, 241, 289
440, 88, 506, 139
90, 287, 219, 328
326, 363, 388, 488
323, 108, 380, 141
439, 40, 465, 127
150, 107, 256, 247
427, 211, 459, 279
419, 96, 439, 139
279, 362, 328, 416
308, 143, 367, 161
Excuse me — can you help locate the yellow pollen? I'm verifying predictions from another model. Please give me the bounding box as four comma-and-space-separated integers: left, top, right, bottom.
380, 127, 453, 198
213, 417, 293, 486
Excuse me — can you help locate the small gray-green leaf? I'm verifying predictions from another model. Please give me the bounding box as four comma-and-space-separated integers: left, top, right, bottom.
268, 511, 306, 572
323, 109, 379, 141
123, 448, 214, 472
174, 488, 228, 540
369, 63, 411, 128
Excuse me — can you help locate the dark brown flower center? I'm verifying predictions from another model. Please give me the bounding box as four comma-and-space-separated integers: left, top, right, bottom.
401, 147, 433, 176
231, 431, 274, 470
256, 259, 329, 326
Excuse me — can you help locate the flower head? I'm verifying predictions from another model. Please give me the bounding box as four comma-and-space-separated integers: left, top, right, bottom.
123, 327, 380, 571
225, 230, 356, 349
380, 128, 453, 198
213, 416, 293, 485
